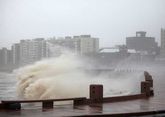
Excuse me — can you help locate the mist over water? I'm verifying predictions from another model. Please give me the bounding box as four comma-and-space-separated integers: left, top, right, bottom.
0, 73, 16, 100
13, 51, 144, 100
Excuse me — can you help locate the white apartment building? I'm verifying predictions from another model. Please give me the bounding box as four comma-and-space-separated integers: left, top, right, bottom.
20, 38, 47, 65
160, 28, 165, 57
47, 35, 99, 56
47, 36, 77, 56
77, 35, 99, 55
12, 43, 20, 66
19, 35, 99, 65
0, 48, 8, 66
20, 40, 30, 65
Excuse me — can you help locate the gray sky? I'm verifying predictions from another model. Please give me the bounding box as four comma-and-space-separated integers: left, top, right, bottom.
0, 0, 165, 48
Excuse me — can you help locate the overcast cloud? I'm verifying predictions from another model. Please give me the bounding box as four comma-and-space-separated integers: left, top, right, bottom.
0, 0, 165, 48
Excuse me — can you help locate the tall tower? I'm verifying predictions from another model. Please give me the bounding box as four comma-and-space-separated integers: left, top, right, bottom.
160, 28, 165, 57
12, 43, 20, 66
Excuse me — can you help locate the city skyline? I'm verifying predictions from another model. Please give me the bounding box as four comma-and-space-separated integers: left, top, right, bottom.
0, 30, 161, 49
0, 0, 165, 48
0, 35, 100, 69
1, 30, 163, 71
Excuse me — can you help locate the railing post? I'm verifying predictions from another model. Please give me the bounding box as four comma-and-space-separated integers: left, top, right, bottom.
90, 84, 103, 103
42, 101, 53, 109
144, 71, 154, 96
141, 81, 151, 97
73, 98, 86, 106
144, 71, 153, 87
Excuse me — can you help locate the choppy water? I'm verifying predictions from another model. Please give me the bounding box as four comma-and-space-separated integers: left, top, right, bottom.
0, 72, 17, 100
1, 61, 163, 101
1, 62, 165, 117
0, 70, 142, 101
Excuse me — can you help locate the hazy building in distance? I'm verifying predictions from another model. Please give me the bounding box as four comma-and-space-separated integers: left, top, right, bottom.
20, 38, 47, 65
0, 49, 2, 67
47, 36, 77, 57
0, 49, 4, 67
0, 34, 99, 68
28, 38, 45, 63
7, 49, 13, 66
12, 43, 20, 67
126, 31, 158, 55
0, 47, 12, 67
47, 35, 99, 56
41, 40, 48, 58
160, 28, 165, 57
20, 39, 30, 65
0, 48, 8, 66
77, 35, 99, 55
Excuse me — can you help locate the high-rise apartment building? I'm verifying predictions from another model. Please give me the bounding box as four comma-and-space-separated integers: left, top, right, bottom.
47, 36, 77, 56
20, 38, 47, 65
0, 48, 12, 67
160, 28, 165, 57
28, 38, 45, 63
12, 43, 20, 66
47, 35, 99, 56
0, 34, 99, 67
20, 39, 30, 65
0, 48, 8, 66
77, 35, 99, 55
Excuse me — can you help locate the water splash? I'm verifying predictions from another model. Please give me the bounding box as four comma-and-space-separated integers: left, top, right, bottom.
14, 52, 142, 100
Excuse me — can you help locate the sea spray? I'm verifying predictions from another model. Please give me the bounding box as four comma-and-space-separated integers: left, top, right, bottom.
14, 52, 143, 100
15, 53, 90, 99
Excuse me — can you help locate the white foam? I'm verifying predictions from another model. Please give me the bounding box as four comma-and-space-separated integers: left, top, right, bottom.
14, 51, 142, 100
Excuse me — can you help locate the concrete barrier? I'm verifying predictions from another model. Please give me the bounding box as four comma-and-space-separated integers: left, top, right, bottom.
143, 71, 154, 96
90, 85, 103, 103
1, 97, 87, 110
